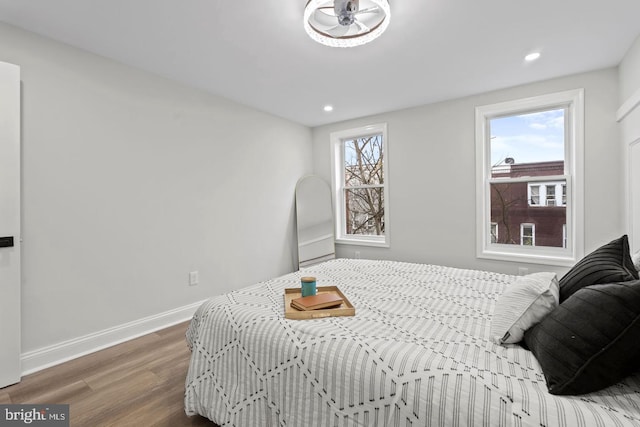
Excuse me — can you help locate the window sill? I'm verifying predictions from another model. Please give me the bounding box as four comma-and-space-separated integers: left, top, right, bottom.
335, 237, 389, 248
478, 248, 576, 267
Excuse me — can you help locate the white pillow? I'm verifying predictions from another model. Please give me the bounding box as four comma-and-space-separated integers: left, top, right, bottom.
491, 272, 559, 345
632, 250, 640, 272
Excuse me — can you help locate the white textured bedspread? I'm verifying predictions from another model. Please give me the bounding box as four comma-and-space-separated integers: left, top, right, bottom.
185, 259, 640, 426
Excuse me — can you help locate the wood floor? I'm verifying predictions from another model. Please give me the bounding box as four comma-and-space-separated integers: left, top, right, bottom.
0, 321, 219, 427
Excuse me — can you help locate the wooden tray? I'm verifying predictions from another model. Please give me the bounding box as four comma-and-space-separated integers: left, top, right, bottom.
284, 286, 355, 320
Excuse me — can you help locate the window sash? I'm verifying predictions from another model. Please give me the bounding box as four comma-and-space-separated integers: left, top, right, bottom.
475, 89, 584, 266
342, 187, 385, 237
530, 185, 540, 205
331, 123, 390, 247
520, 223, 535, 246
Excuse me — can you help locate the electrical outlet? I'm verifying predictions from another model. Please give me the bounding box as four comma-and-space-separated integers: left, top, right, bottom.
189, 271, 199, 286
354, 251, 361, 259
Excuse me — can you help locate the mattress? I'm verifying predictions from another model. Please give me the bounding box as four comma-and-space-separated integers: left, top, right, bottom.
184, 259, 640, 426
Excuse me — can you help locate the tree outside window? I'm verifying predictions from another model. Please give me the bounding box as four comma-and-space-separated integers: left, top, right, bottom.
344, 135, 385, 236
331, 123, 389, 247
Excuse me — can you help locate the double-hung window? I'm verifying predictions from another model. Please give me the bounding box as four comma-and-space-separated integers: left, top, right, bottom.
475, 89, 584, 265
521, 223, 535, 246
330, 123, 389, 247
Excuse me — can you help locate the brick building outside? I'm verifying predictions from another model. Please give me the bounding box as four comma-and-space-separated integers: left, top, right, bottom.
490, 160, 566, 248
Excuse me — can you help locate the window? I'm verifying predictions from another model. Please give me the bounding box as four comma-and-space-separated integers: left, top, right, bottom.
331, 123, 389, 246
529, 185, 540, 205
475, 89, 584, 266
527, 182, 565, 207
546, 187, 556, 206
521, 223, 535, 246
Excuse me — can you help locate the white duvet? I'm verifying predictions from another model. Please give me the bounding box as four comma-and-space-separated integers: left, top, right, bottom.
185, 259, 640, 426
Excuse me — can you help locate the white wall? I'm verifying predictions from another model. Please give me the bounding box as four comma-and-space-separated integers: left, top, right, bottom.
0, 23, 312, 354
619, 35, 640, 103
313, 68, 621, 276
618, 34, 640, 251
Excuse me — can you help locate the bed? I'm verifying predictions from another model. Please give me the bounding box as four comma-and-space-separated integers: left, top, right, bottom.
184, 255, 640, 426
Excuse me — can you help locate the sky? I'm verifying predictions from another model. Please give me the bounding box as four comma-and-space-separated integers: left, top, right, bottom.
490, 108, 565, 166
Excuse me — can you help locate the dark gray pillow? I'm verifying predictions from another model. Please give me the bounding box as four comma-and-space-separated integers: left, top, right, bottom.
559, 235, 638, 302
523, 280, 640, 395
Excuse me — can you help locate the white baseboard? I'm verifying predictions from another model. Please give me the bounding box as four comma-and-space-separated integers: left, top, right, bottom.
20, 299, 207, 376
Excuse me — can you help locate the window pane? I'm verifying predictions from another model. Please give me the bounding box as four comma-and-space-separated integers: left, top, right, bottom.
530, 185, 539, 205
490, 108, 565, 169
521, 224, 534, 246
546, 187, 556, 206
490, 182, 566, 248
345, 187, 384, 236
344, 134, 384, 186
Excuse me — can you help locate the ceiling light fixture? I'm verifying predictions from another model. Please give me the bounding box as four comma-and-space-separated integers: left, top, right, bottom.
323, 105, 334, 112
304, 0, 391, 48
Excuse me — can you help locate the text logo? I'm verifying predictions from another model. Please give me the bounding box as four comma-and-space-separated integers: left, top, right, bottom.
0, 405, 69, 426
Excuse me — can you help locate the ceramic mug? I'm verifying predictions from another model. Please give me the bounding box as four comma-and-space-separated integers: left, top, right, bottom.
301, 276, 317, 297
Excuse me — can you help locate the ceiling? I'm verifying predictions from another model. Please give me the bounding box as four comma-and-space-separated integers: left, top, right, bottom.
1, 0, 639, 127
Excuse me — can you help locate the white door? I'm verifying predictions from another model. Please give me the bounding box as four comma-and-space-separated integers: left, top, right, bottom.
0, 61, 21, 388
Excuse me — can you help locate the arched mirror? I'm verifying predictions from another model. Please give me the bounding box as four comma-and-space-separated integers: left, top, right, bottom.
295, 175, 335, 269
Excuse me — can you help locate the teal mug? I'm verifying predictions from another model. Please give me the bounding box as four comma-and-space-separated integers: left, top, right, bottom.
301, 276, 317, 297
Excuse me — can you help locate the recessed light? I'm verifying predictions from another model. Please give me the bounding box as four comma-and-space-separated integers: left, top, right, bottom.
323, 105, 334, 112
525, 52, 541, 62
